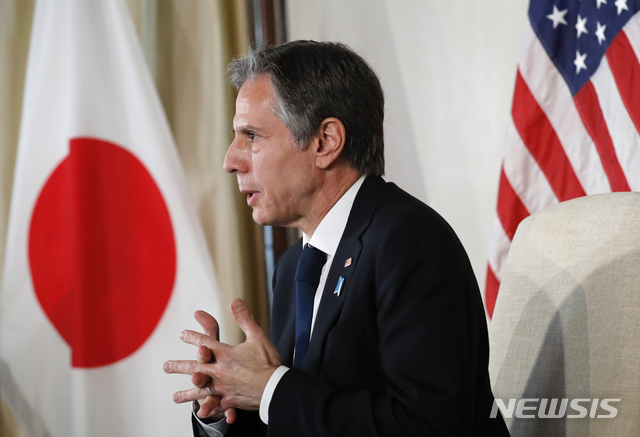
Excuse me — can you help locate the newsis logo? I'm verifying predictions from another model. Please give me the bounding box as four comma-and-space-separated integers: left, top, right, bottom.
490, 398, 621, 419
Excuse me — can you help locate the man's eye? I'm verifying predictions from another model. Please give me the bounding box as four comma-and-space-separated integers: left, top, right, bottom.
248, 133, 256, 141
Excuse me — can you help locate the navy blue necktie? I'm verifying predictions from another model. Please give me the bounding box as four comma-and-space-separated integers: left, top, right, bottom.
293, 244, 327, 370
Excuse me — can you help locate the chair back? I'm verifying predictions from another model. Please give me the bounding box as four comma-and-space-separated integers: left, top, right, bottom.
490, 192, 640, 436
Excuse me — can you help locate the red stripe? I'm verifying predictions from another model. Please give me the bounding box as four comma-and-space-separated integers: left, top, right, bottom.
606, 30, 640, 149
573, 81, 631, 192
512, 70, 586, 201
485, 265, 500, 319
497, 168, 530, 240
487, 169, 528, 318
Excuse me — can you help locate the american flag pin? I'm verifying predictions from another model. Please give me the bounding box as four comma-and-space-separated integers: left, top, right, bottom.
344, 258, 352, 267
334, 276, 345, 296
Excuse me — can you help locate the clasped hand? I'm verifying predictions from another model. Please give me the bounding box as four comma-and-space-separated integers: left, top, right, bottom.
164, 298, 281, 421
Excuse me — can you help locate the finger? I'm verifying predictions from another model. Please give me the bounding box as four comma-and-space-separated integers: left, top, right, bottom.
197, 345, 212, 363
172, 386, 216, 404
180, 330, 223, 352
163, 359, 206, 376
199, 400, 236, 423
191, 371, 211, 388
197, 395, 222, 418
230, 298, 265, 342
225, 408, 237, 424
194, 310, 220, 340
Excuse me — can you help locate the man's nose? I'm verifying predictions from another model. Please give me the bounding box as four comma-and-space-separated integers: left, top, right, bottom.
223, 139, 248, 174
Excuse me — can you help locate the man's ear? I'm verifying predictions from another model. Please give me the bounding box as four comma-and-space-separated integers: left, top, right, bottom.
314, 118, 346, 170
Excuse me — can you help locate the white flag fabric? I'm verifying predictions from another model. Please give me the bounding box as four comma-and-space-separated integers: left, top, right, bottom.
0, 0, 225, 435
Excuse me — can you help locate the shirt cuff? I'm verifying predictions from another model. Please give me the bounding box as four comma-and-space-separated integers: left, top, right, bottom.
259, 365, 290, 424
192, 401, 230, 437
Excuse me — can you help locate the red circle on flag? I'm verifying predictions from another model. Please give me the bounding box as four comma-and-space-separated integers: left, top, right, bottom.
29, 138, 176, 368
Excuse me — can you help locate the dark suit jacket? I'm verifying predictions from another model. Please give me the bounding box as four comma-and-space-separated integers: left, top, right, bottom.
195, 176, 508, 437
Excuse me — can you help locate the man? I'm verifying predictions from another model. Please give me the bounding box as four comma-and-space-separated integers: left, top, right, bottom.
164, 40, 509, 436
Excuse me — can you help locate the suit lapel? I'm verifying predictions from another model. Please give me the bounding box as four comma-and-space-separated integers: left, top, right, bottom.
304, 176, 385, 375
271, 240, 302, 367
275, 289, 296, 366
304, 237, 362, 374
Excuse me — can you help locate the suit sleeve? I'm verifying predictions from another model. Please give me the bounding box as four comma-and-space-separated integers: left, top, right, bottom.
266, 212, 496, 436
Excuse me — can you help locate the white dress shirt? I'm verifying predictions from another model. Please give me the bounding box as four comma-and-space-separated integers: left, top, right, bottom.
196, 176, 366, 435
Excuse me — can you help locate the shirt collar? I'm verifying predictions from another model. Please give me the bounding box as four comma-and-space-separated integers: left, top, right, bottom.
302, 176, 366, 258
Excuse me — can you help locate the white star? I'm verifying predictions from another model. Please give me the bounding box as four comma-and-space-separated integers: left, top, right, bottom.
595, 21, 607, 44
547, 5, 569, 28
597, 0, 607, 9
574, 50, 588, 73
615, 0, 629, 14
576, 15, 589, 38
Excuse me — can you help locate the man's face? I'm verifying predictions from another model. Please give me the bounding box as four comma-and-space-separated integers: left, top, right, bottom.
224, 75, 318, 227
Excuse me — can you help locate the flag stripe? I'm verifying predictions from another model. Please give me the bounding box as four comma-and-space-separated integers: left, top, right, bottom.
512, 70, 587, 201
487, 218, 511, 282
485, 217, 511, 317
623, 12, 640, 61
503, 119, 558, 214
592, 57, 640, 190
485, 265, 500, 318
497, 168, 529, 241
573, 80, 631, 192
606, 30, 640, 138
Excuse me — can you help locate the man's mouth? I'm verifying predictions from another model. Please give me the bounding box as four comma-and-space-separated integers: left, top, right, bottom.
241, 190, 259, 205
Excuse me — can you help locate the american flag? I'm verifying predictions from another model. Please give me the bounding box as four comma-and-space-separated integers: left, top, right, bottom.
485, 0, 640, 317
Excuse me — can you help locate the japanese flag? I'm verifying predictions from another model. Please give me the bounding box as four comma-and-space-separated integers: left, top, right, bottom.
0, 0, 226, 435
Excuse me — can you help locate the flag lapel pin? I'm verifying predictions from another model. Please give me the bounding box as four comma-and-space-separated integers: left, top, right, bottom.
344, 257, 352, 267
334, 276, 345, 296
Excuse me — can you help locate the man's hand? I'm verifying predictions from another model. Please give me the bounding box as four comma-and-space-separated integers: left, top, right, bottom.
164, 298, 281, 413
192, 311, 237, 423
165, 309, 235, 422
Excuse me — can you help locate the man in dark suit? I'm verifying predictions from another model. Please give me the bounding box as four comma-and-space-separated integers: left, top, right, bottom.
164, 40, 509, 437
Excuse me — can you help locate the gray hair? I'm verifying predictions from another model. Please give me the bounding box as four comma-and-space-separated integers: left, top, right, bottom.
228, 40, 385, 177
